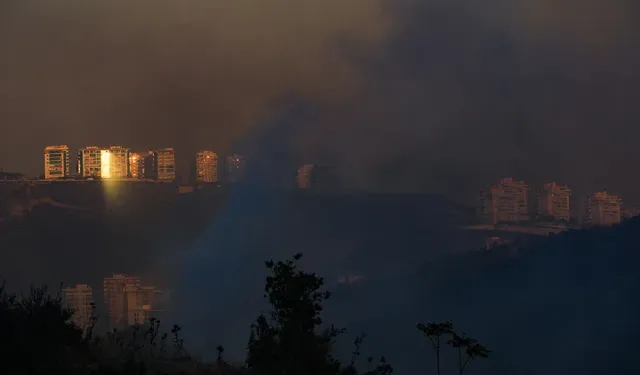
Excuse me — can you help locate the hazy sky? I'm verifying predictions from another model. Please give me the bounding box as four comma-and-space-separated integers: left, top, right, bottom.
1, 0, 639, 202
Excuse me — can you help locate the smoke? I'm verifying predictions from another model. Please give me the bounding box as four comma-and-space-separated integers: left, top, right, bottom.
331, 0, 640, 201
476, 0, 639, 50
2, 0, 640, 200
2, 1, 640, 372
0, 0, 392, 177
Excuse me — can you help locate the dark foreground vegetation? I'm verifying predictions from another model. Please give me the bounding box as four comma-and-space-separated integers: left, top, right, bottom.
0, 253, 488, 375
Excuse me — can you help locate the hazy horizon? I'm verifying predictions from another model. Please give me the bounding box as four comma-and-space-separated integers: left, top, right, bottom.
1, 0, 640, 202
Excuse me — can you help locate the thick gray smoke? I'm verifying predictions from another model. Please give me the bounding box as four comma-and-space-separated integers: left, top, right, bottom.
2, 1, 640, 374
0, 0, 391, 179
2, 0, 640, 202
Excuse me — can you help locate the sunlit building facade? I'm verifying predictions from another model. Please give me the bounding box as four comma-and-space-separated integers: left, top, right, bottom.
77, 146, 130, 179
63, 284, 93, 330
537, 182, 571, 222
77, 146, 102, 178
44, 145, 70, 179
582, 191, 622, 227
196, 151, 218, 183
478, 177, 530, 224
105, 146, 130, 179
156, 148, 176, 181
129, 152, 144, 179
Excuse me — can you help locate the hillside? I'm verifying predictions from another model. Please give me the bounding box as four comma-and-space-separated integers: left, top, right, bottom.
2, 182, 640, 373
321, 218, 640, 374
0, 185, 477, 291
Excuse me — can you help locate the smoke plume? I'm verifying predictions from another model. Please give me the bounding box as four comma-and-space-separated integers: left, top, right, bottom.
1, 0, 640, 199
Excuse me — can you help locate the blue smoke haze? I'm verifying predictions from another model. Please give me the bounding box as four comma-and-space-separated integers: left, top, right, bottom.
172, 173, 640, 374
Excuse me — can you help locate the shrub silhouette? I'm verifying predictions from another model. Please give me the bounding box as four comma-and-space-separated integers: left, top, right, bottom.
246, 253, 397, 375
0, 254, 490, 374
246, 252, 344, 375
0, 283, 87, 374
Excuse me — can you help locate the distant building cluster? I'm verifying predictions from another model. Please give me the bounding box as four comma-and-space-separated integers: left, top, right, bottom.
44, 145, 248, 184
40, 147, 632, 224
63, 274, 165, 331
478, 177, 623, 227
41, 145, 339, 189
44, 145, 177, 181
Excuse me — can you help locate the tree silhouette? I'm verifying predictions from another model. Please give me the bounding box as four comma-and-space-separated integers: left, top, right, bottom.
0, 254, 492, 375
417, 322, 489, 375
416, 322, 454, 375
447, 332, 490, 375
246, 252, 344, 375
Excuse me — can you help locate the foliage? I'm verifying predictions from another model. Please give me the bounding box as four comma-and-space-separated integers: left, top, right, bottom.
0, 282, 86, 374
0, 254, 490, 375
417, 322, 490, 375
0, 282, 223, 374
447, 332, 490, 375
246, 252, 344, 375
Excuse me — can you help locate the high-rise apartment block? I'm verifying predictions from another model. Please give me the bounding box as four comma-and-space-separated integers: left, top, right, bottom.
105, 146, 130, 179
537, 182, 571, 222
77, 146, 102, 177
226, 154, 247, 183
143, 151, 157, 179
62, 284, 93, 330
44, 145, 70, 179
77, 146, 130, 179
196, 151, 218, 183
103, 274, 141, 330
103, 274, 162, 329
156, 148, 176, 181
129, 152, 144, 179
125, 286, 163, 326
582, 191, 622, 227
478, 177, 529, 224
297, 164, 315, 189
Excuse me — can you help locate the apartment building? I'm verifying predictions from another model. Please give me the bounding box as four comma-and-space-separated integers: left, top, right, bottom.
582, 191, 622, 227
537, 182, 571, 222
143, 151, 157, 179
77, 146, 130, 179
156, 148, 176, 181
103, 274, 163, 328
129, 152, 144, 179
478, 177, 530, 224
62, 284, 93, 330
106, 146, 130, 179
103, 274, 141, 330
44, 145, 70, 179
77, 146, 102, 178
125, 286, 163, 326
195, 151, 218, 183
